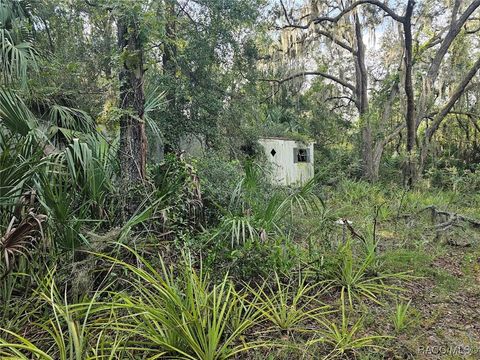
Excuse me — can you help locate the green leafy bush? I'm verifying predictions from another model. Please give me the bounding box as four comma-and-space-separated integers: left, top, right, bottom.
196, 153, 245, 222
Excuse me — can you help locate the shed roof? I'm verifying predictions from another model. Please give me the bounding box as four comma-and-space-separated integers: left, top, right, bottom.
258, 136, 315, 143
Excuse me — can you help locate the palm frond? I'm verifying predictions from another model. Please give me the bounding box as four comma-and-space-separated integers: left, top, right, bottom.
0, 88, 37, 136
48, 105, 95, 134
0, 0, 37, 86
144, 87, 165, 139
1, 210, 46, 274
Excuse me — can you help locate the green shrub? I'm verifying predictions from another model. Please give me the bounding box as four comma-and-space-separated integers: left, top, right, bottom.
308, 289, 389, 357
392, 300, 412, 333
196, 152, 245, 219
203, 236, 303, 281
247, 273, 331, 333
149, 153, 204, 233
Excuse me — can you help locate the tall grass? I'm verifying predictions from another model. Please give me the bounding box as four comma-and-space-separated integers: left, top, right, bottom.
392, 300, 413, 333
0, 268, 126, 359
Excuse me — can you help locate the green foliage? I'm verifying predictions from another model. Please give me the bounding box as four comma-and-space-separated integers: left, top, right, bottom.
150, 153, 203, 235
318, 239, 410, 307
0, 269, 128, 360
0, 88, 38, 136
0, 0, 37, 86
392, 300, 412, 333
33, 135, 117, 249
247, 273, 330, 332
427, 164, 480, 193
213, 161, 324, 246
36, 165, 88, 249
47, 105, 95, 144
196, 153, 244, 221
0, 136, 43, 209
2, 0, 480, 359
309, 289, 389, 357
204, 235, 302, 281
103, 246, 264, 360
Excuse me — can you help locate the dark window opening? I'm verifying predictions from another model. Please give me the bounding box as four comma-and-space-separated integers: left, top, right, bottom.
270, 149, 276, 157
297, 148, 308, 162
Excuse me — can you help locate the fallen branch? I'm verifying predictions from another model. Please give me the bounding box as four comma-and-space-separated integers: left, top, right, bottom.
400, 206, 480, 227
422, 205, 480, 229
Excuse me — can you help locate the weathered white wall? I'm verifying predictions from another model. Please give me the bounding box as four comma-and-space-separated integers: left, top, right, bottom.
258, 138, 314, 186
180, 134, 205, 157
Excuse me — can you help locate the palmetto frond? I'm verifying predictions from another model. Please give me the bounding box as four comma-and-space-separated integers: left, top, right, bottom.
1, 210, 46, 274
0, 87, 38, 136
48, 105, 95, 134
0, 0, 37, 86
144, 86, 166, 139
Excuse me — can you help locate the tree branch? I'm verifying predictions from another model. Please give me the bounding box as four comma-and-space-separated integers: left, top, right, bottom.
426, 56, 480, 141
428, 0, 480, 81
316, 28, 356, 54
380, 123, 406, 148
325, 95, 357, 103
175, 0, 199, 31
260, 71, 356, 92
278, 0, 404, 30
280, 0, 292, 25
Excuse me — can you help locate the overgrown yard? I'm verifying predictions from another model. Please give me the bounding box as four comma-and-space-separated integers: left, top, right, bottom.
322, 182, 480, 359
3, 172, 480, 359
2, 0, 480, 358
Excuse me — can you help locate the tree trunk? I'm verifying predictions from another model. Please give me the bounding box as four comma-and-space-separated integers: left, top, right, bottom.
353, 13, 375, 181
371, 142, 384, 182
418, 56, 480, 174
117, 14, 147, 214
361, 127, 375, 180
413, 0, 480, 179
160, 0, 179, 152
163, 0, 178, 87
402, 0, 416, 186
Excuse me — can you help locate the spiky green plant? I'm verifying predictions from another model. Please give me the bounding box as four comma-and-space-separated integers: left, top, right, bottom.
247, 273, 331, 333
0, 88, 38, 136
64, 137, 116, 220
48, 105, 95, 135
322, 239, 411, 307
35, 161, 88, 249
214, 162, 324, 246
0, 268, 128, 360
100, 245, 264, 360
0, 0, 37, 86
308, 289, 389, 358
392, 299, 412, 333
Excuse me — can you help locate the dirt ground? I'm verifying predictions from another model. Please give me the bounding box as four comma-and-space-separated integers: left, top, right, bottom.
402, 247, 480, 359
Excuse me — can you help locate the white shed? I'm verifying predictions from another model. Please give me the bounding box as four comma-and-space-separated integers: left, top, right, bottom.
258, 137, 315, 186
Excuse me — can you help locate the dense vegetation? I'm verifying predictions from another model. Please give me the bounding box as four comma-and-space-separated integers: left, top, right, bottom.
1, 0, 480, 359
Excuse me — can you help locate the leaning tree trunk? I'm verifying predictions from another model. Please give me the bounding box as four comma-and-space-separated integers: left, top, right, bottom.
411, 0, 480, 182
418, 56, 480, 174
117, 14, 147, 215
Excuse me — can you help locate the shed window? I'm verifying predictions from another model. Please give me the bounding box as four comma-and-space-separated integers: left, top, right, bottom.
294, 148, 309, 163
270, 149, 276, 157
